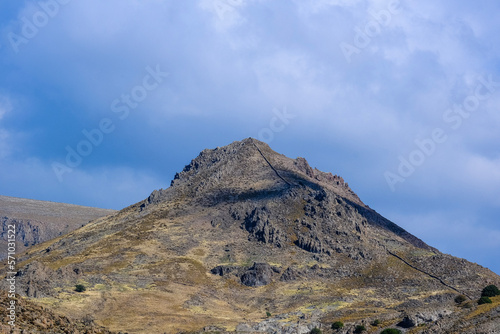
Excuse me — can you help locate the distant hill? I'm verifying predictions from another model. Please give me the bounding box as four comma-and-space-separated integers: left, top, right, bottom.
0, 195, 115, 260
2, 138, 500, 333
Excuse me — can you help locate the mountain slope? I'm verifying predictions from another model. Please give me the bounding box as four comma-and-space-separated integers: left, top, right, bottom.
0, 196, 116, 260
2, 138, 499, 333
0, 291, 115, 334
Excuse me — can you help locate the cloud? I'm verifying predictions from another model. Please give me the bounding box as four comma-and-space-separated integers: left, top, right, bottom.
386, 210, 500, 269
0, 95, 12, 158
0, 156, 164, 210
0, 95, 11, 120
0, 129, 8, 159
199, 0, 248, 32
1, 0, 500, 273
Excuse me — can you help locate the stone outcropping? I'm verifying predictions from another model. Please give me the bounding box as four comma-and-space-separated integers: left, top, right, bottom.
210, 262, 282, 287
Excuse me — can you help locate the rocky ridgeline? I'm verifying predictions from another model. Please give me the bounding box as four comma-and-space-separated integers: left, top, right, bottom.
141, 138, 431, 257
144, 138, 361, 206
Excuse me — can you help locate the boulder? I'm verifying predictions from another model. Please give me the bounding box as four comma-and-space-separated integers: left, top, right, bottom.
241, 262, 273, 287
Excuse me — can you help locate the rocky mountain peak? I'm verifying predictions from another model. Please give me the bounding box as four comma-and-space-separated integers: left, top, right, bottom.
4, 138, 500, 334
144, 138, 363, 209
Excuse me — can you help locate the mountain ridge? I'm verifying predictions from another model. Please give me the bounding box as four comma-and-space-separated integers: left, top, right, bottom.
2, 138, 499, 333
0, 195, 116, 261
141, 138, 433, 252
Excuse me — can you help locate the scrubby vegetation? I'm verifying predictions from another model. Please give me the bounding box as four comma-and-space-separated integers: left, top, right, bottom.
481, 285, 500, 297
478, 296, 493, 305
310, 327, 322, 334
380, 329, 402, 334
354, 324, 366, 333
455, 294, 467, 304
463, 301, 474, 309
331, 321, 344, 329
371, 319, 381, 326
75, 284, 86, 292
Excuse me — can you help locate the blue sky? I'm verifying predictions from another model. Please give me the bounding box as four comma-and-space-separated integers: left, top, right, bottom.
1, 0, 499, 274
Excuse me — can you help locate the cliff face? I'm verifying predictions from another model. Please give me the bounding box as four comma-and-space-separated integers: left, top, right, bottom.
2, 139, 500, 333
0, 196, 115, 260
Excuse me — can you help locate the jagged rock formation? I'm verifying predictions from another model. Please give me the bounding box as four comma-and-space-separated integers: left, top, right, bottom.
1, 138, 499, 333
210, 262, 281, 287
0, 196, 115, 260
14, 261, 83, 298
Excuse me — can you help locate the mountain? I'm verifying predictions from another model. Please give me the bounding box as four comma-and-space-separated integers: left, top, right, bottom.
0, 195, 116, 260
2, 138, 500, 334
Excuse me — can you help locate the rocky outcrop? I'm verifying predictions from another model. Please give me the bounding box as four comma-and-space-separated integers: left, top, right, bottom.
235, 310, 322, 334
280, 267, 300, 281
294, 234, 323, 253
210, 262, 281, 287
3, 261, 83, 298
240, 263, 278, 287
1, 217, 48, 247
210, 265, 239, 277
243, 207, 284, 247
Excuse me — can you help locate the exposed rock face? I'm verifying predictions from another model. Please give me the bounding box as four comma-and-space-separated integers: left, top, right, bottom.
210, 265, 239, 277
240, 263, 278, 287
398, 309, 453, 328
210, 262, 281, 287
280, 267, 300, 281
3, 138, 500, 334
243, 207, 284, 247
11, 261, 83, 298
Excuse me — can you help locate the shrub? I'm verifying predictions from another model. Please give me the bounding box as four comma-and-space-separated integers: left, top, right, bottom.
331, 321, 344, 329
354, 325, 366, 333
371, 319, 381, 326
310, 327, 322, 334
478, 296, 493, 305
454, 295, 467, 304
380, 329, 402, 334
462, 301, 474, 309
481, 285, 500, 297
75, 284, 86, 292
266, 311, 271, 317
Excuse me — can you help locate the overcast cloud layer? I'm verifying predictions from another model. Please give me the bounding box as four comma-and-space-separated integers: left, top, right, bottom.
1, 0, 499, 274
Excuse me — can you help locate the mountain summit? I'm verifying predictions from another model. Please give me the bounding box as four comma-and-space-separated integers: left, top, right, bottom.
5, 138, 500, 333
144, 137, 432, 255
